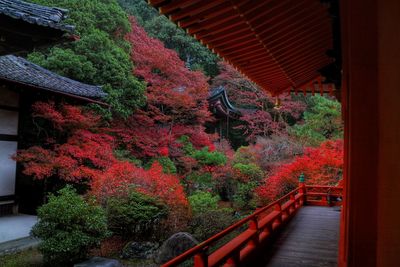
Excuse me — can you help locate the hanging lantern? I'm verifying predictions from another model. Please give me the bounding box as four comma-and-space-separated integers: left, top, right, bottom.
274, 96, 281, 110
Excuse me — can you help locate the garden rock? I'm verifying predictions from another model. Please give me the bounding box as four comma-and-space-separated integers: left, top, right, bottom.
155, 232, 199, 264
74, 257, 123, 267
121, 241, 159, 259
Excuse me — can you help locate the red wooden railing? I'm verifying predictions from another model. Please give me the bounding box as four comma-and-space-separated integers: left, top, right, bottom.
305, 185, 343, 207
162, 183, 343, 267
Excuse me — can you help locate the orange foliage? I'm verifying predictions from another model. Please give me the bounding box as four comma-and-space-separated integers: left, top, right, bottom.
256, 140, 343, 204
91, 161, 188, 211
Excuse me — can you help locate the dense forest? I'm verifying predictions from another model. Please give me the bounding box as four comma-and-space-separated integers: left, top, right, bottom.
10, 1, 344, 266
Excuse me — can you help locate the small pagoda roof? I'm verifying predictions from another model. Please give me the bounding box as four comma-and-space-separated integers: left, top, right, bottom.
0, 55, 107, 101
0, 0, 75, 55
208, 86, 241, 119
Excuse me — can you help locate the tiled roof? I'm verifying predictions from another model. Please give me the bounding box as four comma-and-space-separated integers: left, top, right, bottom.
209, 86, 241, 118
0, 55, 106, 99
0, 0, 74, 33
209, 87, 240, 112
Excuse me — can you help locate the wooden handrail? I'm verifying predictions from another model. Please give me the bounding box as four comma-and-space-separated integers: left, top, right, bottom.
162, 184, 343, 267
304, 185, 343, 206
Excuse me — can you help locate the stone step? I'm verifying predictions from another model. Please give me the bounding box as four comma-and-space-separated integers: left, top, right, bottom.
0, 236, 41, 256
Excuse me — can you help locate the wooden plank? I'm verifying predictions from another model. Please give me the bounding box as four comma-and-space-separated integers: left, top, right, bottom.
255, 206, 340, 267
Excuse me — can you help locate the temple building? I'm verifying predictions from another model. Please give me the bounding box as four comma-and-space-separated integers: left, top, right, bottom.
208, 86, 241, 140
0, 0, 105, 215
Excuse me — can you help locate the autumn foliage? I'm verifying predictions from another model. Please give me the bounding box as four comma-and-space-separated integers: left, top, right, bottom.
14, 11, 344, 246
91, 161, 188, 209
15, 102, 189, 217
108, 16, 216, 160
256, 140, 343, 204
126, 16, 211, 126
15, 102, 115, 182
212, 62, 306, 142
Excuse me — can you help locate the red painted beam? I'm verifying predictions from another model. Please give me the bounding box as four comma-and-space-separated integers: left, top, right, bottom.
159, 0, 201, 15
169, 0, 226, 22
177, 3, 235, 28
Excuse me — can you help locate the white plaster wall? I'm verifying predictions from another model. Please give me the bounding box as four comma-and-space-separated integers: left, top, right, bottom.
0, 141, 17, 196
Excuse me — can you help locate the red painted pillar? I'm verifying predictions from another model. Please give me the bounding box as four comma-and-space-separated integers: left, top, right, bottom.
340, 0, 400, 266
340, 0, 379, 265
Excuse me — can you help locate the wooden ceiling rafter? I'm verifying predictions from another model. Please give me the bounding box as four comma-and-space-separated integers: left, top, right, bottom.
255, 6, 326, 39
177, 3, 235, 27
272, 38, 331, 62
224, 46, 270, 61
201, 28, 253, 46
188, 0, 282, 37
159, 0, 200, 15
206, 36, 257, 54
231, 1, 296, 88
261, 16, 330, 46
242, 72, 287, 86
266, 24, 329, 51
169, 1, 228, 22
245, 0, 301, 25
275, 47, 332, 72
244, 66, 287, 79
148, 0, 336, 96
185, 11, 238, 34
250, 1, 320, 34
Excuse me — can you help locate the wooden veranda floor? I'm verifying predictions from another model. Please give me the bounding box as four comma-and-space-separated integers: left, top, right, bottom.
256, 206, 341, 267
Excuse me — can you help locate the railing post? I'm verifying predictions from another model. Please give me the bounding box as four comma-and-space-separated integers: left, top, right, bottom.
290, 193, 295, 213
194, 247, 208, 267
248, 217, 259, 248
274, 203, 282, 228
249, 217, 258, 231
224, 251, 240, 267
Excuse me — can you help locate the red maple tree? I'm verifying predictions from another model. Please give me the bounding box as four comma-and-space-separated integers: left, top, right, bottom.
16, 102, 190, 221
113, 16, 216, 160
91, 161, 190, 230
126, 16, 211, 126
15, 102, 115, 182
91, 161, 188, 208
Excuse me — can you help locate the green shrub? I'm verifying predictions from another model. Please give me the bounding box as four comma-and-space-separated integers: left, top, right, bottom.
215, 175, 237, 201
233, 163, 264, 182
190, 209, 235, 241
178, 135, 196, 155
188, 191, 219, 214
31, 186, 109, 266
186, 172, 214, 193
292, 95, 343, 146
114, 149, 142, 166
233, 181, 258, 210
145, 157, 177, 174
192, 147, 226, 167
106, 189, 168, 240
233, 146, 257, 165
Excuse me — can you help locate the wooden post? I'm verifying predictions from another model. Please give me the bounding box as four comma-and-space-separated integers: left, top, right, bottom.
194, 249, 208, 267
248, 217, 259, 248
274, 203, 282, 228
290, 193, 295, 213
299, 173, 306, 205
224, 251, 240, 267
